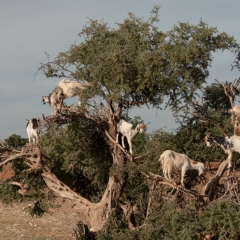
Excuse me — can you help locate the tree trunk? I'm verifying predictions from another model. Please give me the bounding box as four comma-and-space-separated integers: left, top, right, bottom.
202, 160, 230, 202
42, 162, 119, 231
30, 117, 128, 232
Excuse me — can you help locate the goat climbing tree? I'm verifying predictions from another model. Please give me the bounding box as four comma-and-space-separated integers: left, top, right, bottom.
4, 6, 240, 232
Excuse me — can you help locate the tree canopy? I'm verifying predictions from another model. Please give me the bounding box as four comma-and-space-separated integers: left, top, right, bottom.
39, 6, 240, 113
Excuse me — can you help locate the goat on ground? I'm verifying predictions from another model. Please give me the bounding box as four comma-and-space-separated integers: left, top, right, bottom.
26, 118, 40, 144
204, 133, 240, 169
42, 79, 89, 115
159, 150, 205, 186
116, 119, 145, 155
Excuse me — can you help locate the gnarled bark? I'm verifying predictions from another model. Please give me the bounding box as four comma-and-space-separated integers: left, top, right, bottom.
42, 163, 119, 231
202, 160, 230, 202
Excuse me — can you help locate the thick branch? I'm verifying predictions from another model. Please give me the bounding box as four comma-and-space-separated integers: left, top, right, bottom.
0, 153, 25, 167
119, 202, 137, 230
115, 102, 122, 118
41, 166, 93, 207
103, 128, 133, 162
108, 100, 114, 116
146, 180, 157, 218
99, 102, 110, 117
221, 78, 240, 108
202, 160, 230, 202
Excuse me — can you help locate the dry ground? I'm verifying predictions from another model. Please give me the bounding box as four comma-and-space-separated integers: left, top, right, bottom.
0, 163, 83, 239
0, 198, 81, 240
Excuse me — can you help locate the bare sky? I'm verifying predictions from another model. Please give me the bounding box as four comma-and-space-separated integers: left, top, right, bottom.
1, 0, 240, 140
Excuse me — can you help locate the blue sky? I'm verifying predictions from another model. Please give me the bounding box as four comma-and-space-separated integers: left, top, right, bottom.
1, 0, 240, 140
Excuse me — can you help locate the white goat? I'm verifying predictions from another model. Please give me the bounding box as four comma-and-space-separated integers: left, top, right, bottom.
26, 118, 40, 144
42, 79, 89, 115
116, 119, 145, 154
159, 150, 205, 185
204, 133, 240, 169
42, 86, 64, 115
58, 79, 89, 106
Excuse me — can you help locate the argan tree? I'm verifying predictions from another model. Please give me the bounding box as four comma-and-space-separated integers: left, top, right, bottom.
2, 6, 240, 232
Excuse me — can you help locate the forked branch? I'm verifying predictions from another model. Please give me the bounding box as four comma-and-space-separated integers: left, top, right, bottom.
221, 78, 240, 108
120, 97, 147, 107
185, 100, 227, 136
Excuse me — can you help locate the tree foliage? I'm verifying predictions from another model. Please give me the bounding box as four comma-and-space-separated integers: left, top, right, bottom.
4, 134, 27, 149
40, 121, 112, 202
38, 6, 240, 112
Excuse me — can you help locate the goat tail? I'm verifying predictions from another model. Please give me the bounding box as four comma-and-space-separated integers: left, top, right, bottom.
159, 155, 168, 167
159, 155, 175, 180
159, 155, 174, 169
158, 155, 164, 164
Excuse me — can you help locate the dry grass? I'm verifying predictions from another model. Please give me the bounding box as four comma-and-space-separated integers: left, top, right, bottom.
0, 198, 81, 240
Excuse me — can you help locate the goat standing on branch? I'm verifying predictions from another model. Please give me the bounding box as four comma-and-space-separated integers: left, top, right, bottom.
26, 118, 41, 144
159, 150, 205, 186
42, 79, 90, 115
42, 86, 64, 115
58, 79, 90, 106
204, 133, 240, 169
116, 119, 145, 155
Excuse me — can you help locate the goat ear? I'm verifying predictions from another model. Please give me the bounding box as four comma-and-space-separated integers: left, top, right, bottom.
204, 133, 210, 140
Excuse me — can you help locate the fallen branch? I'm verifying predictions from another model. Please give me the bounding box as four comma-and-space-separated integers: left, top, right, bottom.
9, 181, 31, 196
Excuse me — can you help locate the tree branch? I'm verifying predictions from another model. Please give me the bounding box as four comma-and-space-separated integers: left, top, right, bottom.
221, 78, 240, 108
0, 153, 26, 167
103, 128, 133, 162
8, 181, 31, 196
115, 102, 122, 119
120, 97, 147, 107
142, 172, 207, 200
201, 159, 231, 202
185, 99, 227, 136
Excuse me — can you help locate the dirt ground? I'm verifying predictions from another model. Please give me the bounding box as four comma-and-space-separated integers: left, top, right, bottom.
0, 198, 81, 240
0, 164, 83, 239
